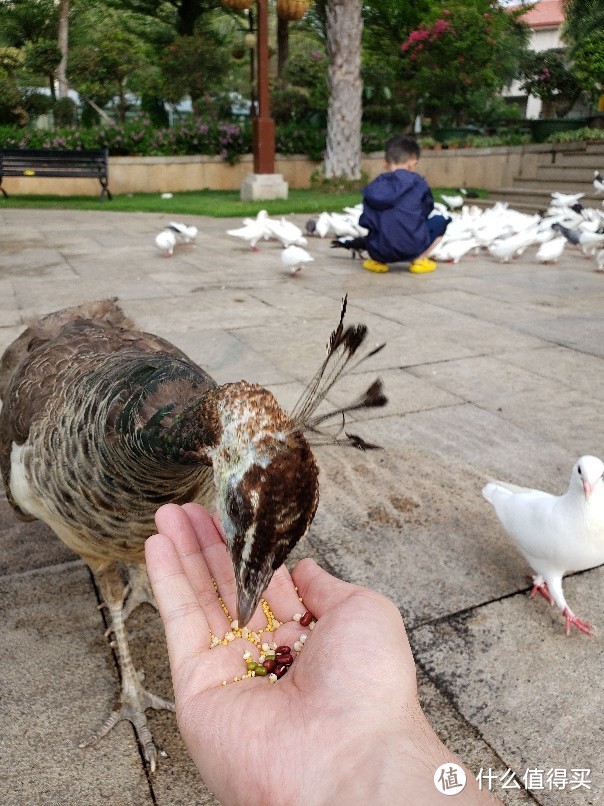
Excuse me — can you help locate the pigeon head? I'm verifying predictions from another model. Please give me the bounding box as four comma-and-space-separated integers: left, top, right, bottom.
572, 455, 604, 501
210, 383, 319, 626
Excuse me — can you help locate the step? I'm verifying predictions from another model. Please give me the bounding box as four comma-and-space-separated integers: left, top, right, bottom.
511, 177, 599, 195
552, 153, 604, 169
475, 188, 603, 213
536, 165, 599, 183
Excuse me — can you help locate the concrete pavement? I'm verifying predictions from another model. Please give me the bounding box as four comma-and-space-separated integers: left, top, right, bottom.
0, 207, 602, 805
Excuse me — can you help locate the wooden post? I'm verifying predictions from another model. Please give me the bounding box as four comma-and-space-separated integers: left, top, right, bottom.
253, 0, 275, 174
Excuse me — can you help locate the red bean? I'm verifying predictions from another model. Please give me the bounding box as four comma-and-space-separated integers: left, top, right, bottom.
299, 611, 313, 627
263, 658, 277, 673
274, 663, 288, 679
275, 645, 291, 654
281, 654, 294, 666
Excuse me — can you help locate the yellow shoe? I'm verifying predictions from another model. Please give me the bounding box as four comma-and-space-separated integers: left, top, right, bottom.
409, 257, 437, 274
363, 258, 389, 273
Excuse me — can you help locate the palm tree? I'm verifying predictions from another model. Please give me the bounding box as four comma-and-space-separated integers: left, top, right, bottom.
324, 0, 363, 180
57, 0, 69, 98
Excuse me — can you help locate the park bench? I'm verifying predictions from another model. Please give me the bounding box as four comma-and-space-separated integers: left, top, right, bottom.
0, 148, 112, 200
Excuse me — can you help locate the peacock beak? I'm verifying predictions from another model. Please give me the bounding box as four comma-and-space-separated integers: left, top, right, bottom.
236, 586, 260, 628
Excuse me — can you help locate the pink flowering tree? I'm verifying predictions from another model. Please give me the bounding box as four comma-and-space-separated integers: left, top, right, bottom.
400, 0, 529, 128
518, 48, 582, 118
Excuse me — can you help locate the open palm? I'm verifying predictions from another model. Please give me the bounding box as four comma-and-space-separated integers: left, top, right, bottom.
146, 503, 491, 805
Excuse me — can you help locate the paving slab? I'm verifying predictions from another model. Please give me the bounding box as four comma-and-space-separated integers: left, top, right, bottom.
0, 207, 603, 804
411, 569, 604, 805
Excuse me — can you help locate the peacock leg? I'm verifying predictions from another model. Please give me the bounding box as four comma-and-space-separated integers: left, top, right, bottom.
122, 563, 157, 621
80, 563, 174, 772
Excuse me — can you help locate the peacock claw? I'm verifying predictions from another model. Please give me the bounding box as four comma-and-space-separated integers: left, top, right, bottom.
80, 686, 175, 772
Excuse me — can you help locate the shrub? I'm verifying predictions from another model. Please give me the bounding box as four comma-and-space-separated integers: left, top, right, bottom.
546, 126, 604, 144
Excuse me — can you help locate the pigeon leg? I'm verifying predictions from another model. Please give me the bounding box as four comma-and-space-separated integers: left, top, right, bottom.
122, 563, 157, 621
543, 575, 593, 637
81, 563, 174, 771
563, 608, 593, 636
528, 574, 554, 604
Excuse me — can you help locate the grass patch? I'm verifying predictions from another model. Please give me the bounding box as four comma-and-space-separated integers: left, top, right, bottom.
0, 186, 488, 217
0, 189, 364, 217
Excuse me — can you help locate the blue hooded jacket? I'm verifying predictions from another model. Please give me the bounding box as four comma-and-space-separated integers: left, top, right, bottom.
359, 169, 435, 263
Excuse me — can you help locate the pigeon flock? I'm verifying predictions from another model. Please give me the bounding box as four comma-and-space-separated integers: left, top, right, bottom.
429, 191, 604, 268
154, 178, 604, 273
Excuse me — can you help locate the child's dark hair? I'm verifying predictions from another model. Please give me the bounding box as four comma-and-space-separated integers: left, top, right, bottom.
384, 135, 420, 165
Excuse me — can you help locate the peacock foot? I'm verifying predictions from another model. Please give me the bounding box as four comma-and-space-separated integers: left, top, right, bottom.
80, 670, 175, 772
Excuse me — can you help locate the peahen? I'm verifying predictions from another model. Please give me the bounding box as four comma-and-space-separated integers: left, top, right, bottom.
0, 296, 386, 770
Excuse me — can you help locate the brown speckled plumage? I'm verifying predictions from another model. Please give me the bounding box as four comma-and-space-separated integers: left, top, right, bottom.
0, 295, 386, 769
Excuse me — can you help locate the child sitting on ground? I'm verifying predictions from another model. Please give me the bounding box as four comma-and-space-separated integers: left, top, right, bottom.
359, 134, 450, 274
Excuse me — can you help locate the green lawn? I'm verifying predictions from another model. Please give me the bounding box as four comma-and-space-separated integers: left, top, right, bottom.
0, 189, 363, 217
0, 187, 488, 217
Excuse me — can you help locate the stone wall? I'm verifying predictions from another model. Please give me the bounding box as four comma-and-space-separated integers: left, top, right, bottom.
1, 144, 560, 197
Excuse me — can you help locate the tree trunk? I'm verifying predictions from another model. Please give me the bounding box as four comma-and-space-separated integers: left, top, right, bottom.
57, 0, 69, 99
177, 0, 200, 36
277, 16, 289, 84
323, 0, 363, 180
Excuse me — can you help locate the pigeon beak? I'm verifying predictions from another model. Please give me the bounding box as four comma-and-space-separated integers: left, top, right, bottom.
583, 480, 594, 500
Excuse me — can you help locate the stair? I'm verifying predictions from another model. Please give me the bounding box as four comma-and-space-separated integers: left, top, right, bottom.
484, 140, 604, 212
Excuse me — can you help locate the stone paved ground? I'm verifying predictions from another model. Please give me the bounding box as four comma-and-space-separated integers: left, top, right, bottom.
0, 207, 602, 805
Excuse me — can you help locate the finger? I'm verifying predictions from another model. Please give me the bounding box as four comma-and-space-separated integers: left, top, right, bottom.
181, 503, 240, 623
154, 503, 231, 635
260, 562, 306, 625
145, 531, 212, 676
291, 558, 356, 618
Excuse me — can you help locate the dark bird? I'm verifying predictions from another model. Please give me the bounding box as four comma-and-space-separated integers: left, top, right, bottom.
551, 221, 581, 246
0, 296, 386, 769
330, 236, 368, 259
305, 218, 317, 236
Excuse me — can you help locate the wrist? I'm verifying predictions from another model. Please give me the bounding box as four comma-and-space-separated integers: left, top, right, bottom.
300, 702, 495, 805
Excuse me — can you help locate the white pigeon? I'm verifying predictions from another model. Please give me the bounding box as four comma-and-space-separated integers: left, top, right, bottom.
579, 230, 604, 257
168, 222, 198, 243
155, 228, 177, 257
536, 235, 566, 263
314, 212, 332, 239
227, 210, 269, 251
265, 216, 307, 247
593, 170, 604, 195
482, 456, 604, 635
550, 191, 585, 208
440, 192, 465, 210
487, 235, 527, 263
331, 212, 367, 238
431, 237, 478, 264
280, 245, 314, 275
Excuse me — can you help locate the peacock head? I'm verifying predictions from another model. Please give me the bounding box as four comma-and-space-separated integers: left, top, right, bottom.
211, 388, 319, 626
209, 295, 388, 626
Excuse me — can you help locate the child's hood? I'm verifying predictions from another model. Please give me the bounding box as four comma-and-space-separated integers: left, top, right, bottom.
362, 169, 423, 211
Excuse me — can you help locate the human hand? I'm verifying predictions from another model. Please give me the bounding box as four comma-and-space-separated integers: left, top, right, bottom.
146, 503, 494, 805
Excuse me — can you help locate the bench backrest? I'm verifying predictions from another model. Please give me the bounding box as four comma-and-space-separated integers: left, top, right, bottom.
0, 149, 108, 179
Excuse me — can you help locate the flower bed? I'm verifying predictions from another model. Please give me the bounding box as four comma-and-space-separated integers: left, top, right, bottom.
0, 118, 392, 165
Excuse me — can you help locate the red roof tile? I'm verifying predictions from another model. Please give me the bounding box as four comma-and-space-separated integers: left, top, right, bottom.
509, 0, 565, 29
